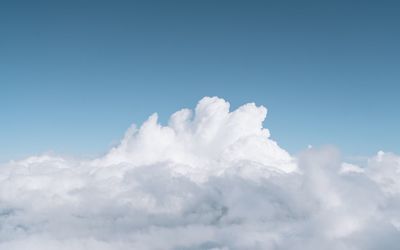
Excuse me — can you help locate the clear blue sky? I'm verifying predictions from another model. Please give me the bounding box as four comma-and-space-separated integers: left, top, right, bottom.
1, 0, 399, 162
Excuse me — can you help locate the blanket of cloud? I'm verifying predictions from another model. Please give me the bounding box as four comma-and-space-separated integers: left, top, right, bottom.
1, 97, 400, 250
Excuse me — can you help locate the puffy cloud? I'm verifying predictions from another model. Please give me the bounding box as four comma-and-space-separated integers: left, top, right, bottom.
96, 96, 296, 180
0, 97, 399, 249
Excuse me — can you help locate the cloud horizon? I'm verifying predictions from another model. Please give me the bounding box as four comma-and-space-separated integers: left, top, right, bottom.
1, 97, 399, 250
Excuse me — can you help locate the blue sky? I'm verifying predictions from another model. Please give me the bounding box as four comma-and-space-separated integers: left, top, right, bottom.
1, 0, 399, 162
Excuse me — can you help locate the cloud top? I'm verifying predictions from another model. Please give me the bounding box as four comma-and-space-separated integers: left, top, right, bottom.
98, 96, 296, 180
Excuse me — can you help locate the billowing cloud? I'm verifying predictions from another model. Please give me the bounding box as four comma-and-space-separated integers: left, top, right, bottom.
1, 97, 399, 249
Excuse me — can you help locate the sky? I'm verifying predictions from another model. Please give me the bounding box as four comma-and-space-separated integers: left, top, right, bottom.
2, 2, 400, 249
1, 0, 400, 162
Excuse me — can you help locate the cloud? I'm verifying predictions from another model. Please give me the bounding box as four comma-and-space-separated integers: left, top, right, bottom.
96, 96, 296, 179
1, 97, 399, 249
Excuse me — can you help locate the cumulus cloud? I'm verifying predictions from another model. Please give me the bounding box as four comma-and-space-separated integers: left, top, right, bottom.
1, 97, 399, 249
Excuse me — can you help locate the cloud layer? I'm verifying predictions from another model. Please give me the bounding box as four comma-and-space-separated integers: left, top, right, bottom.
1, 97, 400, 249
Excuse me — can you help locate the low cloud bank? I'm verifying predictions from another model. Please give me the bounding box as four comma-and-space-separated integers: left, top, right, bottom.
1, 97, 399, 249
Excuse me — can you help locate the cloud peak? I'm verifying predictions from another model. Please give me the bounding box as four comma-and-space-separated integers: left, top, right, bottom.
98, 96, 295, 180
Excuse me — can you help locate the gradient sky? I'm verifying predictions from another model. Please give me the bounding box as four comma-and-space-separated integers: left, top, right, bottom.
1, 0, 399, 162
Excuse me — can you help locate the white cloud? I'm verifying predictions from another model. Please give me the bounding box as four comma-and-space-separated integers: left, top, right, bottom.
1, 97, 399, 249
95, 96, 296, 181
